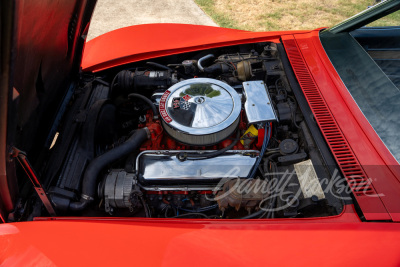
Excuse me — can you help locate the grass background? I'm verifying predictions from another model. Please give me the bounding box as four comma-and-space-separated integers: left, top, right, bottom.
195, 0, 399, 31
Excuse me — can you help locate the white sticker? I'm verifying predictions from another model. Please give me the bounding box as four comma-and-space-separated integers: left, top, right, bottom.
294, 159, 325, 200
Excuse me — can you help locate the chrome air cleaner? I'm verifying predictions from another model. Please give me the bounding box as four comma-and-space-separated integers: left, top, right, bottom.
159, 78, 241, 146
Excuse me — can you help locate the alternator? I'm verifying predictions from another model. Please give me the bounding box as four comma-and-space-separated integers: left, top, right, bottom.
101, 170, 137, 213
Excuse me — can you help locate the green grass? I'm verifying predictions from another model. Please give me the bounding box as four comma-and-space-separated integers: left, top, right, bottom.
369, 9, 400, 26
195, 0, 240, 29
195, 0, 399, 31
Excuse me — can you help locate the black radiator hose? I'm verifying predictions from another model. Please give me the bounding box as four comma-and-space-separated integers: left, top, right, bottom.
69, 128, 150, 211
128, 93, 159, 120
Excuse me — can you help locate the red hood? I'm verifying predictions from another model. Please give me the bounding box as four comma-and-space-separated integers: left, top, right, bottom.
81, 23, 311, 72
1, 210, 400, 266
0, 0, 97, 218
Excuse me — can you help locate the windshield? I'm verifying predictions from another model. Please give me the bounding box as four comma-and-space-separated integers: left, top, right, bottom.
320, 3, 400, 163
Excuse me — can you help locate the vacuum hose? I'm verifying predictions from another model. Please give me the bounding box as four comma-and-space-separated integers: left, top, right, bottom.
69, 128, 150, 211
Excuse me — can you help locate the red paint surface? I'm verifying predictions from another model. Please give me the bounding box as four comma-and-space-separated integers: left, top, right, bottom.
1, 206, 400, 266
2, 24, 400, 265
282, 32, 400, 221
5, 205, 395, 267
82, 24, 310, 72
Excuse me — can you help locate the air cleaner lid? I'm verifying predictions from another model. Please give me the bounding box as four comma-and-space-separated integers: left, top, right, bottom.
160, 78, 241, 136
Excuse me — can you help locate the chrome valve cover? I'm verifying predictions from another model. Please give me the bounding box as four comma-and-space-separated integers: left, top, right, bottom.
159, 78, 241, 145
136, 150, 259, 186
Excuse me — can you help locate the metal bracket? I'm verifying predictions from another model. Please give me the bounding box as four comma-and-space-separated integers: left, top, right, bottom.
10, 147, 56, 216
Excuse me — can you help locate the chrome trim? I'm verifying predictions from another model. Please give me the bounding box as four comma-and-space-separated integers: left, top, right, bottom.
243, 81, 277, 124
136, 150, 259, 182
162, 78, 242, 135
197, 54, 214, 72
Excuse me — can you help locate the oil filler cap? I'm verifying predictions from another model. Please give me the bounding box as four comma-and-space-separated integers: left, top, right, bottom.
279, 139, 298, 155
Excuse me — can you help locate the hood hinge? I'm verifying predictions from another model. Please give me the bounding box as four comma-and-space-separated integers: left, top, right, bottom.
10, 147, 56, 217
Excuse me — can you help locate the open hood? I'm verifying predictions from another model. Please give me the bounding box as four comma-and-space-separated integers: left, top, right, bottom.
0, 0, 96, 215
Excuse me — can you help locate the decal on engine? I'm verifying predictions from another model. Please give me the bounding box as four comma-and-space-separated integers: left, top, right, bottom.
173, 98, 180, 109
182, 94, 191, 101
159, 90, 172, 123
180, 99, 191, 110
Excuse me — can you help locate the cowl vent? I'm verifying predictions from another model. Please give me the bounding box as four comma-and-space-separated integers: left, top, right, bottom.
282, 38, 376, 197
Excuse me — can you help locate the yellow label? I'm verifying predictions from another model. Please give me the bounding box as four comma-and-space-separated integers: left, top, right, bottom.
240, 124, 258, 146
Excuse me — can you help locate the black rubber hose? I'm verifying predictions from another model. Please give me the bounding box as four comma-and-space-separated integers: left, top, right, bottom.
146, 61, 174, 71
69, 128, 150, 211
128, 93, 159, 120
110, 70, 134, 97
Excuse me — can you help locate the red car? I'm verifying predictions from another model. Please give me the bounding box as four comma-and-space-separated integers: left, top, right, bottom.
1, 0, 400, 266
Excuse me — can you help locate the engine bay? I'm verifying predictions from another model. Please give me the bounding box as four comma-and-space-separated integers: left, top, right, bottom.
13, 42, 348, 220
